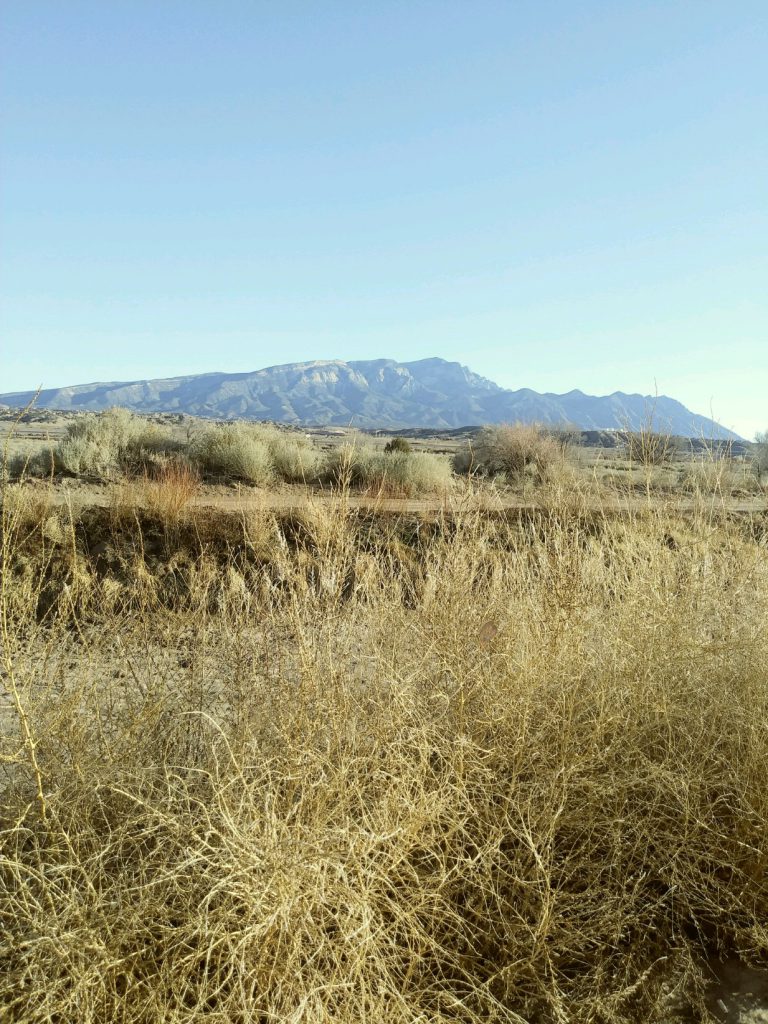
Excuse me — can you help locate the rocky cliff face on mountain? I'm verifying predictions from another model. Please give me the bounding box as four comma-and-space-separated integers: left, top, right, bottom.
0, 357, 740, 439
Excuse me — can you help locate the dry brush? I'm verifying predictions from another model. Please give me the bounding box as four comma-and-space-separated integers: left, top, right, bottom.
1, 480, 767, 1022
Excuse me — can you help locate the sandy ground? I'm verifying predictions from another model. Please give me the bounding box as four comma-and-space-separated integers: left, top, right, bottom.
701, 960, 768, 1023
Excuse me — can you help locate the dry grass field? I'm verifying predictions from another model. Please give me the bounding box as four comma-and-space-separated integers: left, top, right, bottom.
2, 410, 768, 1022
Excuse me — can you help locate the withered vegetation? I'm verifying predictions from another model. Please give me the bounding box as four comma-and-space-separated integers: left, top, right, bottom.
1, 450, 767, 1022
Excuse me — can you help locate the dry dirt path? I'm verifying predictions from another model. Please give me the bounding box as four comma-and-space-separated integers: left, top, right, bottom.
11, 478, 767, 518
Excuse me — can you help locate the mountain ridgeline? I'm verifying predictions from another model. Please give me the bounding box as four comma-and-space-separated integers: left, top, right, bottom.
0, 358, 740, 439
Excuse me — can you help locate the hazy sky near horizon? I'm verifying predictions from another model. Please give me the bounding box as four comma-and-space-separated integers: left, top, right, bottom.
2, 2, 766, 436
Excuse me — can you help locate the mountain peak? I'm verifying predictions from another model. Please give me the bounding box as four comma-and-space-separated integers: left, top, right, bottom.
0, 358, 740, 439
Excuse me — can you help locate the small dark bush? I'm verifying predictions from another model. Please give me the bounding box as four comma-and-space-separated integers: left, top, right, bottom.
384, 437, 412, 455
625, 430, 677, 467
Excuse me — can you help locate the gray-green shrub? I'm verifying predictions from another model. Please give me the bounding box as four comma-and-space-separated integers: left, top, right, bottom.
190, 423, 274, 485
263, 427, 322, 483
191, 423, 323, 485
324, 444, 451, 495
5, 448, 56, 480
386, 450, 452, 494
53, 408, 178, 477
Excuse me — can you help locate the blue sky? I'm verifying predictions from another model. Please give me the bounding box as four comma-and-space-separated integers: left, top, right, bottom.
2, 1, 766, 436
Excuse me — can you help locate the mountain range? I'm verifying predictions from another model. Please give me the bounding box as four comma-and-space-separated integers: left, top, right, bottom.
0, 358, 740, 439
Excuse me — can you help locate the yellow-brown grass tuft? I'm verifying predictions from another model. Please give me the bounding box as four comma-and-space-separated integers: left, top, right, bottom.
139, 458, 199, 524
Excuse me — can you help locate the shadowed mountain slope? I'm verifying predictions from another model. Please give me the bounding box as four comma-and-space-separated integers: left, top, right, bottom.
0, 357, 740, 439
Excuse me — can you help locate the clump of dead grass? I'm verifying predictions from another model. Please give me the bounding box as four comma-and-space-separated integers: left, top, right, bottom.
678, 456, 764, 497
624, 428, 677, 467
453, 423, 565, 486
137, 459, 200, 525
